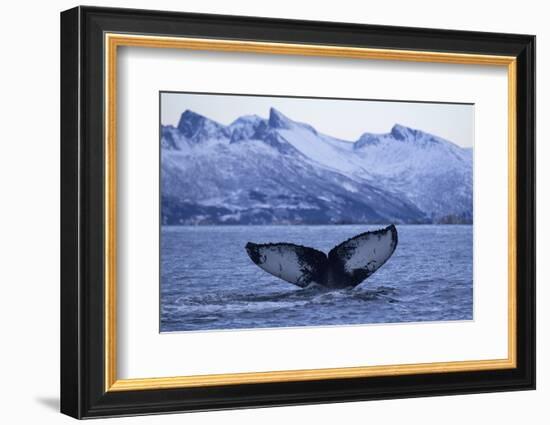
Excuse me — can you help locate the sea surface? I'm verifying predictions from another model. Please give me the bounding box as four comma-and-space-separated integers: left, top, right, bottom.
160, 225, 473, 332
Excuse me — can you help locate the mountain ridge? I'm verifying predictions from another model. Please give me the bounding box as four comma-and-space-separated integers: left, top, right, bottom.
161, 108, 472, 225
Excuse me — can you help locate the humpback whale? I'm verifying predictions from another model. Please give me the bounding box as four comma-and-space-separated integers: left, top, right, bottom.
245, 225, 398, 289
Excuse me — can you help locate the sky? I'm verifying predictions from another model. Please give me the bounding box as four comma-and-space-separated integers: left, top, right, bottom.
161, 92, 474, 148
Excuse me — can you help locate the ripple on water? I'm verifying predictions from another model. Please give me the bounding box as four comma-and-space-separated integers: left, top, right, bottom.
160, 225, 473, 332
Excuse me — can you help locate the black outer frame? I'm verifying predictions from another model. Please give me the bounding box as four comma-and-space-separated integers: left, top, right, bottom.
60, 5, 535, 419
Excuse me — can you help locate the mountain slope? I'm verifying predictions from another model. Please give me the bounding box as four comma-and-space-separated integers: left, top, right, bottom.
161, 108, 472, 225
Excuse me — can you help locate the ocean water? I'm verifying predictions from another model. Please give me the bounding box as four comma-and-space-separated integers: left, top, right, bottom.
160, 225, 472, 332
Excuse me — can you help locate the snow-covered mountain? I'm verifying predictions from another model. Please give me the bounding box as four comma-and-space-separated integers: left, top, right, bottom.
161, 108, 472, 225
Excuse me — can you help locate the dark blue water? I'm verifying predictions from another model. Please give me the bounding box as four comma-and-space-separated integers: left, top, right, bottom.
160, 225, 472, 332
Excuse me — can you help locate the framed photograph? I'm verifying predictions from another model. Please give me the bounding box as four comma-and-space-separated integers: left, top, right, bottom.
60, 6, 535, 419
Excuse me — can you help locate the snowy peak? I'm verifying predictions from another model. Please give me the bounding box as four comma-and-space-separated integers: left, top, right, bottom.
229, 114, 264, 129
230, 116, 267, 143
389, 124, 445, 147
176, 109, 206, 135
355, 133, 382, 149
268, 107, 294, 129
354, 124, 452, 150
390, 123, 420, 141
177, 109, 230, 143
268, 107, 320, 136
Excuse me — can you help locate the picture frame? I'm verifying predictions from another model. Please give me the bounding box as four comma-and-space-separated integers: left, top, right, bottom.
60, 5, 535, 419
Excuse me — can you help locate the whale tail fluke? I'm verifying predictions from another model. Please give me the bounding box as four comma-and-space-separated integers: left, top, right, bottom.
245, 225, 398, 289
245, 242, 327, 288
327, 224, 398, 287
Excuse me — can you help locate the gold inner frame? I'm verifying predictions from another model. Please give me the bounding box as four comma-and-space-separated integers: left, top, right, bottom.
104, 33, 518, 392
